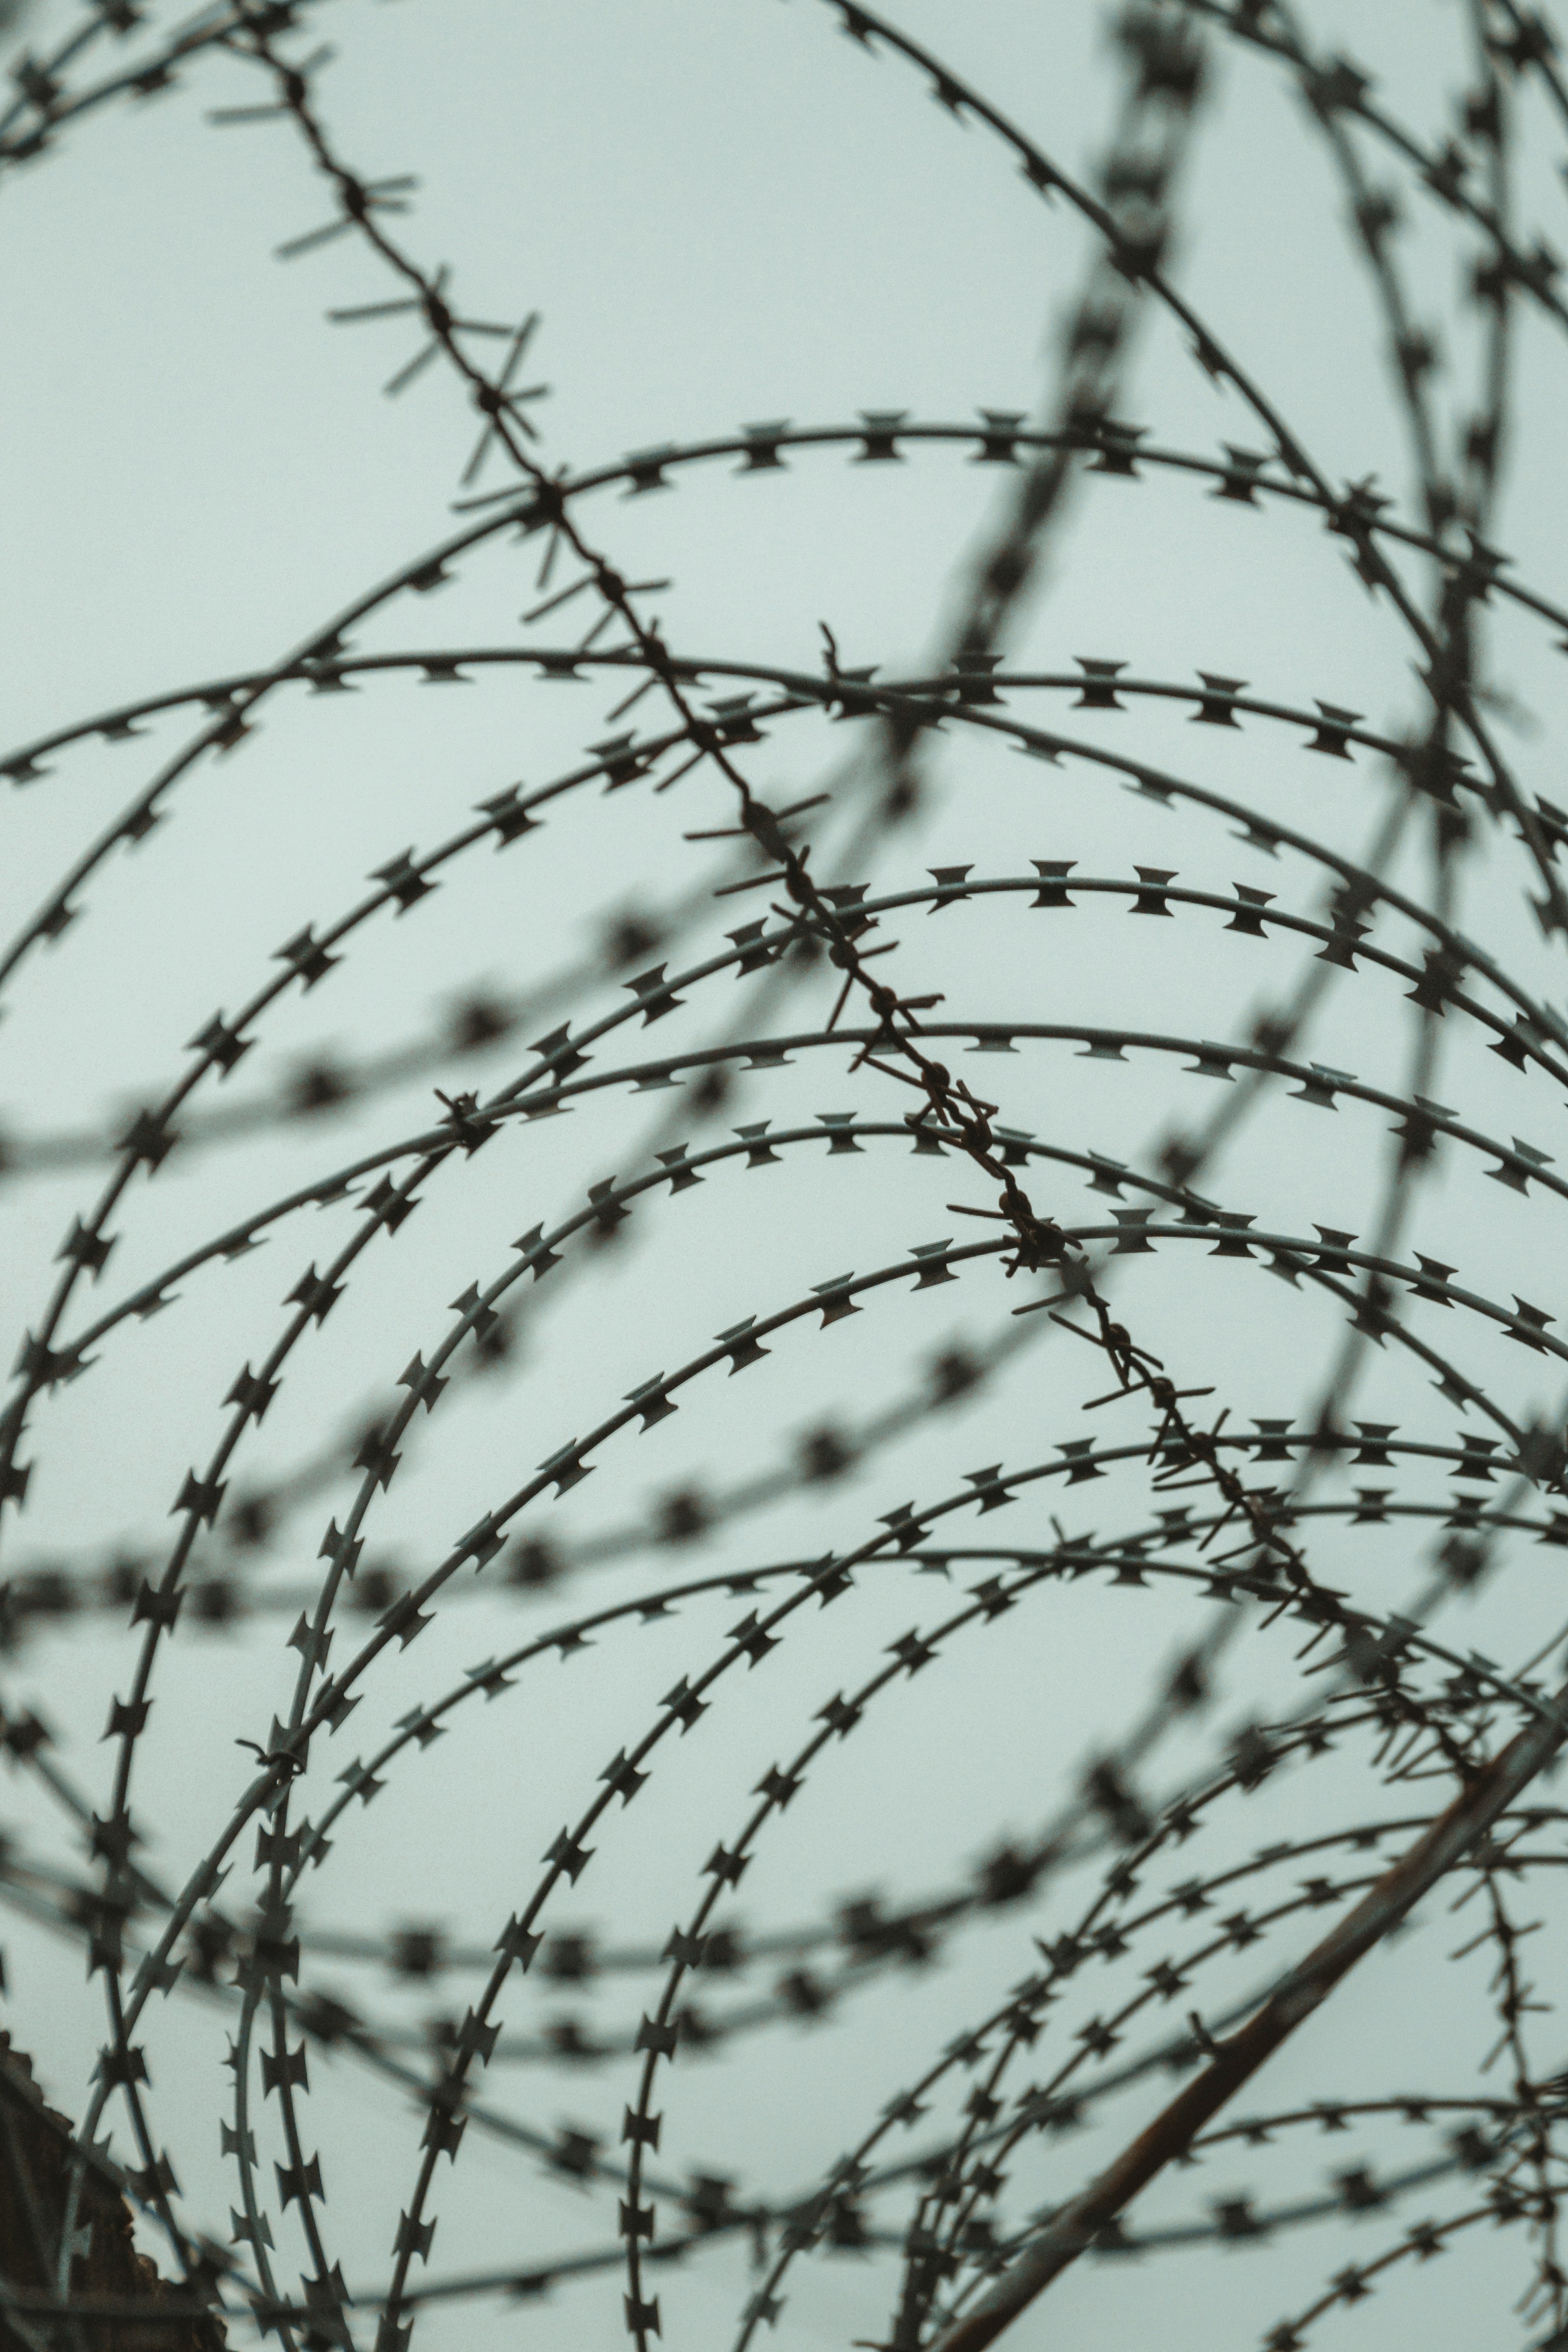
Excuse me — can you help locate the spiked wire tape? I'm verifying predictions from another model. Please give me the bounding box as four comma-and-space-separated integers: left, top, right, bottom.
4, 3, 1568, 2349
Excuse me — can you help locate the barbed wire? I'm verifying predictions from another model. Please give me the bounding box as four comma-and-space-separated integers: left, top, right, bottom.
4, 1, 1568, 2347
